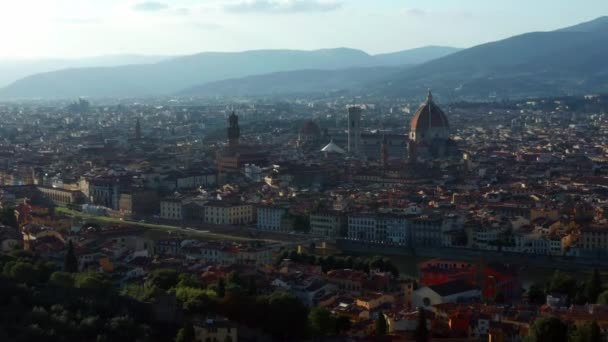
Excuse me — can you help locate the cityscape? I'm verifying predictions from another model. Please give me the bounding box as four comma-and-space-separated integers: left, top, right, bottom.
1, 1, 608, 341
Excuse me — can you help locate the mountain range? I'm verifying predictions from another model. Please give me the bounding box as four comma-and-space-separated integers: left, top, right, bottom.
183, 16, 608, 100
376, 16, 608, 100
0, 46, 460, 99
0, 55, 169, 88
1, 16, 608, 100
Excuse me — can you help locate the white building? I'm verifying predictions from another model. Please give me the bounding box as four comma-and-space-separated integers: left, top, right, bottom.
310, 211, 346, 239
347, 214, 410, 246
160, 198, 183, 221
257, 206, 288, 231
411, 216, 443, 247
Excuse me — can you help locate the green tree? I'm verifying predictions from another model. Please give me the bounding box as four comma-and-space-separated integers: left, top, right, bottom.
8, 261, 37, 284
175, 322, 195, 342
309, 307, 334, 337
334, 315, 352, 335
227, 272, 241, 285
0, 207, 17, 228
528, 316, 567, 342
588, 321, 601, 342
217, 278, 226, 298
414, 309, 429, 342
177, 273, 200, 289
146, 269, 179, 290
571, 321, 602, 342
266, 292, 309, 339
547, 271, 577, 298
64, 240, 78, 273
49, 271, 75, 287
375, 311, 388, 336
528, 284, 546, 304
597, 290, 608, 305
585, 269, 602, 303
494, 291, 506, 304
75, 273, 112, 292
246, 277, 257, 296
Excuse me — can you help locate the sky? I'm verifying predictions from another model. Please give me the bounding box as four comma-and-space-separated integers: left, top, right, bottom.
0, 0, 607, 58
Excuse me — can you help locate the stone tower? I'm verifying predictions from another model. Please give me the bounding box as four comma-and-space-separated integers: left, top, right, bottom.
135, 118, 141, 140
227, 111, 240, 148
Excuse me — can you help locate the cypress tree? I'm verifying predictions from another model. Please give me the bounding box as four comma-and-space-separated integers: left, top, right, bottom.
64, 240, 78, 273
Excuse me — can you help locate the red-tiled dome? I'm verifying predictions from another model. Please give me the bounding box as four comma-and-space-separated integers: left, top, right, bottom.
299, 120, 321, 136
410, 91, 449, 131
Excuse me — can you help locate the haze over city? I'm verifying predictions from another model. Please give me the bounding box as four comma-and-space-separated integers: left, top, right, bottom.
2, 1, 608, 341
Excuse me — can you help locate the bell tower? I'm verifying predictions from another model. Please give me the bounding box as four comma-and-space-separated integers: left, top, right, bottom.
227, 111, 240, 148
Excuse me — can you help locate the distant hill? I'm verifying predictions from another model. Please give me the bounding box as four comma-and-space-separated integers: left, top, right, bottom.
372, 16, 608, 100
179, 66, 407, 97
373, 46, 461, 66
558, 16, 608, 33
0, 47, 459, 99
178, 46, 460, 97
0, 55, 169, 88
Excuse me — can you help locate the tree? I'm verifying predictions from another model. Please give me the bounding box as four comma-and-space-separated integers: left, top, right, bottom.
177, 273, 201, 289
572, 321, 602, 342
414, 309, 429, 342
528, 316, 568, 342
375, 311, 388, 336
49, 271, 75, 287
309, 307, 334, 337
246, 277, 257, 296
0, 207, 17, 228
265, 292, 309, 339
528, 284, 546, 304
494, 291, 506, 304
334, 315, 352, 335
226, 272, 242, 287
175, 322, 195, 342
597, 290, 608, 305
75, 273, 112, 292
585, 269, 602, 303
146, 269, 179, 290
217, 278, 226, 298
64, 240, 78, 273
588, 321, 601, 342
547, 271, 577, 299
7, 262, 37, 284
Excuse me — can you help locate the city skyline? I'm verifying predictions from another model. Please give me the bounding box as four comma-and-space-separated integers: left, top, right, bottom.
1, 0, 608, 58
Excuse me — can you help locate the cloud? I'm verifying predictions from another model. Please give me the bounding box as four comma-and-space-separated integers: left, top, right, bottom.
225, 0, 342, 14
402, 8, 426, 17
132, 1, 169, 12
174, 8, 190, 16
57, 17, 103, 24
190, 22, 223, 30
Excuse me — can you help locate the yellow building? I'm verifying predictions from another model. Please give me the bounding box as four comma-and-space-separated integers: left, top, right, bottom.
204, 201, 253, 225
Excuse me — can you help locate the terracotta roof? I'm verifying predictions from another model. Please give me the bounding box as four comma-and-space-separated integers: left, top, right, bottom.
411, 91, 449, 131
300, 120, 322, 136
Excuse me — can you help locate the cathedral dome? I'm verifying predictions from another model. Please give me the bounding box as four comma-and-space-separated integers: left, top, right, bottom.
410, 91, 449, 132
299, 120, 322, 137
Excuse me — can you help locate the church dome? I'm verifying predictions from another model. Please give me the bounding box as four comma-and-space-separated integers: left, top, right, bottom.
410, 91, 449, 132
299, 120, 322, 137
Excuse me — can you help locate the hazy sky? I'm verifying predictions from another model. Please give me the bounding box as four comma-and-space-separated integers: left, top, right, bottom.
1, 0, 607, 58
